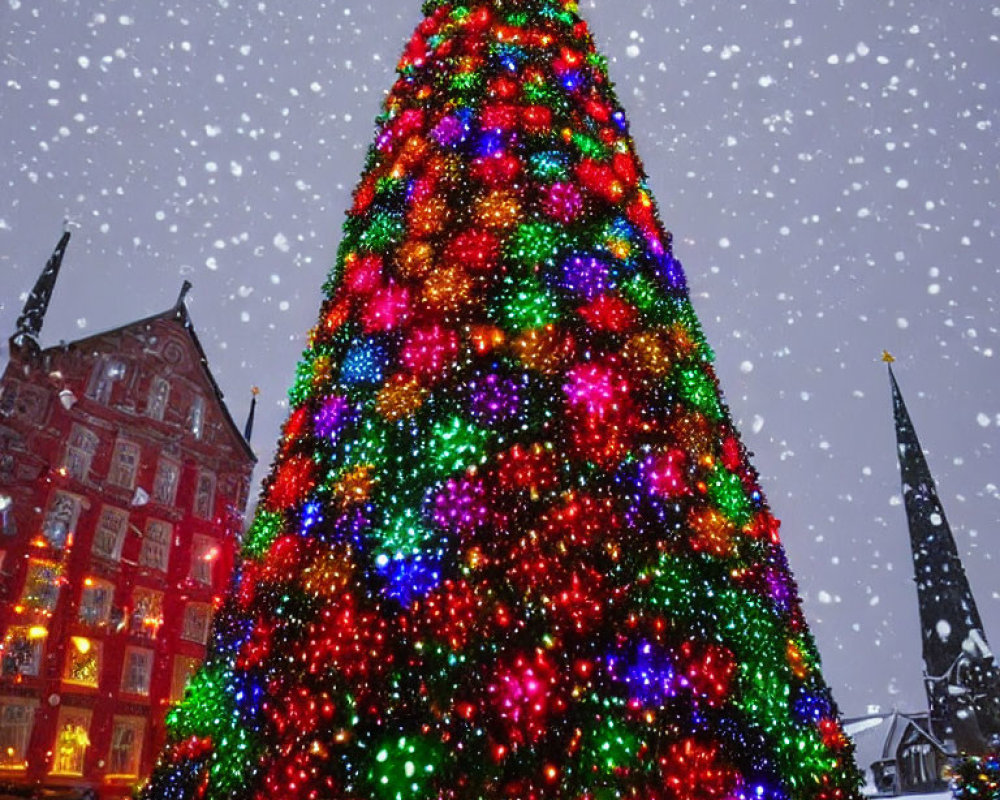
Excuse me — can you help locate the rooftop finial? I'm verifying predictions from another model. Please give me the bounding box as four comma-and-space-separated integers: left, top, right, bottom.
881, 350, 895, 364
176, 280, 193, 310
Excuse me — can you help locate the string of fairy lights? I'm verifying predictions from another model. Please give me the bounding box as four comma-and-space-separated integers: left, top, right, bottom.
141, 1, 863, 798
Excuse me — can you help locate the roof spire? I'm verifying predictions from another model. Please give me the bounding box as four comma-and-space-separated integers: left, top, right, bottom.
887, 358, 1000, 753
244, 386, 259, 443
12, 225, 72, 351
175, 280, 193, 311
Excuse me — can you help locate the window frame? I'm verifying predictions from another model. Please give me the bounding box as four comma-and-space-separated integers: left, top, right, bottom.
138, 518, 172, 573
108, 438, 141, 490
120, 646, 153, 696
41, 490, 82, 550
152, 458, 181, 506
146, 376, 171, 422
78, 577, 115, 627
181, 602, 213, 645
193, 470, 216, 520
91, 505, 129, 562
106, 715, 145, 778
63, 636, 101, 688
48, 706, 92, 777
0, 697, 37, 771
63, 425, 99, 482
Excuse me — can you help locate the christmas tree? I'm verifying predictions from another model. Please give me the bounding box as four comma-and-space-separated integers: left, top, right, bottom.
141, 1, 862, 798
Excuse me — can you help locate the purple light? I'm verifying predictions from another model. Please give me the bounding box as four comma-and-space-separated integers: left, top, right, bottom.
314, 394, 353, 442
468, 373, 522, 427
560, 254, 613, 300
430, 476, 491, 537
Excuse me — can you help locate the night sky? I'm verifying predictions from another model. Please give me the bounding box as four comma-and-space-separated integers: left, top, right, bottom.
2, 0, 998, 719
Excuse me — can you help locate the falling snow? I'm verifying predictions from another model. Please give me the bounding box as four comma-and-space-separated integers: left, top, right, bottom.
0, 0, 997, 721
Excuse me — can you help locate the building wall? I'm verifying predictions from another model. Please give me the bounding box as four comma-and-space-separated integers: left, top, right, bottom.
0, 315, 254, 798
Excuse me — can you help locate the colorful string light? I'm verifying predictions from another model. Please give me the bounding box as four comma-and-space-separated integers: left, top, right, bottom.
141, 0, 863, 798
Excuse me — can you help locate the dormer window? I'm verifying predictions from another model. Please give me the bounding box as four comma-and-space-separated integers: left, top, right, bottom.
86, 357, 127, 404
189, 395, 204, 440
146, 376, 170, 422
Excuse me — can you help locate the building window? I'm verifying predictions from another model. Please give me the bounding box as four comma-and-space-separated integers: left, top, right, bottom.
181, 603, 212, 645
41, 491, 82, 550
130, 588, 163, 639
0, 492, 14, 537
1, 627, 44, 678
0, 381, 47, 423
189, 535, 219, 586
108, 439, 141, 490
91, 505, 129, 562
107, 716, 145, 778
86, 357, 126, 404
146, 376, 170, 422
78, 578, 114, 627
138, 519, 172, 572
120, 647, 153, 696
194, 471, 216, 520
0, 698, 36, 770
49, 707, 91, 776
63, 637, 100, 687
63, 425, 99, 481
20, 559, 62, 613
189, 395, 205, 439
152, 459, 180, 506
170, 656, 201, 703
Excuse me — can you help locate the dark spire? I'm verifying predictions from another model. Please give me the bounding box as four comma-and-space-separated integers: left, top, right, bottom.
244, 386, 259, 442
175, 280, 193, 313
887, 354, 1000, 753
12, 227, 71, 350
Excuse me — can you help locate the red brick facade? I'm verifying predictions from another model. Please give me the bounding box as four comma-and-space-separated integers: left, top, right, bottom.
0, 303, 255, 798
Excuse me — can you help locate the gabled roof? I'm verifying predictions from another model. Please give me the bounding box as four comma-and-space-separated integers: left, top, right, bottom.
844, 709, 947, 775
37, 297, 256, 464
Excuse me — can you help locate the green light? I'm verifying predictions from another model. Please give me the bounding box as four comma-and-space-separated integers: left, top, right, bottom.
368, 734, 443, 800
242, 509, 284, 559
707, 465, 752, 526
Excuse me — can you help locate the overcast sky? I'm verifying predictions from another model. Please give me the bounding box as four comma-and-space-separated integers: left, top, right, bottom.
2, 0, 998, 718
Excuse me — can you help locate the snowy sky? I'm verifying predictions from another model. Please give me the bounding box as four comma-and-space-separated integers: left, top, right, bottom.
1, 0, 998, 718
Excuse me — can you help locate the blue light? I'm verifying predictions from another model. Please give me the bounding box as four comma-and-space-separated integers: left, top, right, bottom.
341, 340, 387, 385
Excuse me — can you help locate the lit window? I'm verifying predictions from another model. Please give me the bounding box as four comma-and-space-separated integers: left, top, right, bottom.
138, 519, 172, 572
120, 647, 153, 696
1, 627, 44, 678
49, 707, 91, 776
108, 439, 141, 490
78, 578, 114, 627
107, 716, 145, 778
130, 588, 163, 640
189, 395, 205, 439
63, 425, 99, 482
20, 559, 62, 613
152, 459, 180, 506
169, 656, 201, 703
0, 493, 15, 538
181, 603, 212, 645
0, 698, 37, 770
189, 535, 219, 586
41, 491, 81, 550
194, 471, 216, 520
91, 505, 129, 562
86, 357, 126, 404
63, 637, 100, 687
146, 376, 170, 422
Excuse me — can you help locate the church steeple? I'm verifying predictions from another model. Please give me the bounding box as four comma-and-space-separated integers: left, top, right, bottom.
12, 228, 72, 353
887, 354, 1000, 753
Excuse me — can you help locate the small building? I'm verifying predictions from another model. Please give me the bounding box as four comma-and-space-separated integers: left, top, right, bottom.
0, 232, 257, 799
844, 710, 949, 796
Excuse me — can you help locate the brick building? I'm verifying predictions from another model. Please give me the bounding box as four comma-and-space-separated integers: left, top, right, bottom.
0, 232, 257, 798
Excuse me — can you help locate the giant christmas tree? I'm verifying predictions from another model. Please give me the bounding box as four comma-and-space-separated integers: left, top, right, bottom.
141, 1, 862, 798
